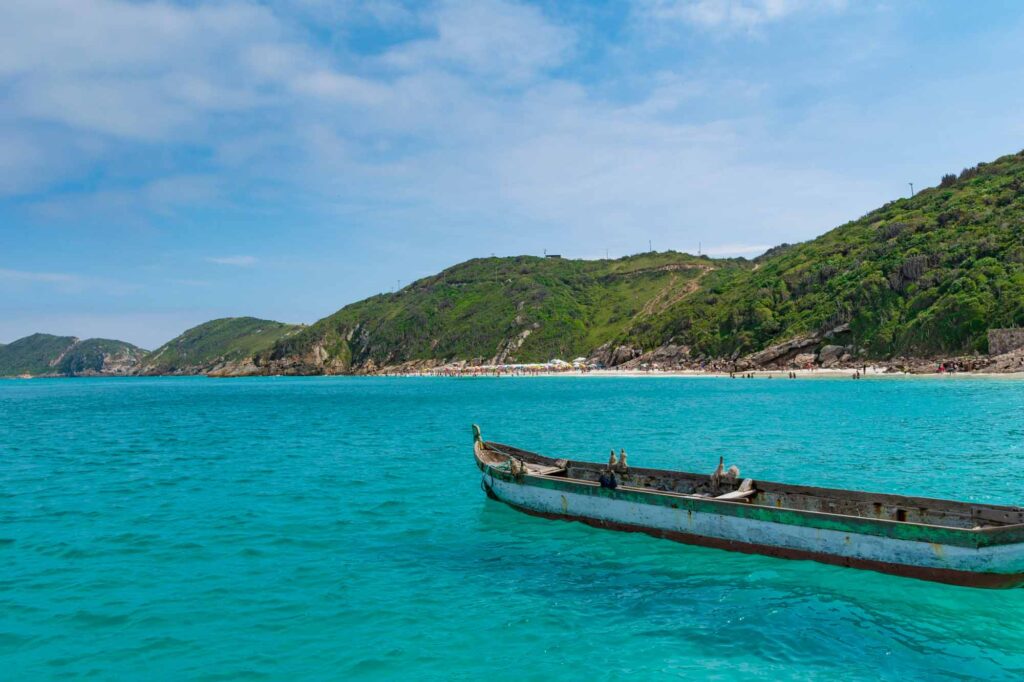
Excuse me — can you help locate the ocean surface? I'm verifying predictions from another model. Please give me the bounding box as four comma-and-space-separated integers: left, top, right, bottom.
3, 375, 1024, 680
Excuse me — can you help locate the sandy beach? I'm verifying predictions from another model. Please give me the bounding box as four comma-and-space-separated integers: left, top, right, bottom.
391, 366, 1024, 379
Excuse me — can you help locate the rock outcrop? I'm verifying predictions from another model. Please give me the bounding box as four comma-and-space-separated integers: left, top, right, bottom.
588, 343, 643, 367
817, 344, 845, 367
618, 343, 691, 369
745, 334, 821, 367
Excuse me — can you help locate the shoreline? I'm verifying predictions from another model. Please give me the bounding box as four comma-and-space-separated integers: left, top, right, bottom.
6, 366, 1024, 381
378, 365, 1024, 379
395, 370, 1024, 380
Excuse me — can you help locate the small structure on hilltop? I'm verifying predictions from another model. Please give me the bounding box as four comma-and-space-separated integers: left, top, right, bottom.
988, 328, 1024, 356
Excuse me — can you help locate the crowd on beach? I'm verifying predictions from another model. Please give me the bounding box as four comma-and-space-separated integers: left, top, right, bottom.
423, 364, 594, 378
730, 369, 866, 379
382, 360, 887, 378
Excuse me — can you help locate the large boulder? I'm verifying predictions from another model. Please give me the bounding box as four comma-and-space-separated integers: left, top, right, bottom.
621, 343, 691, 368
746, 334, 821, 367
818, 344, 845, 367
611, 345, 641, 366
589, 343, 642, 367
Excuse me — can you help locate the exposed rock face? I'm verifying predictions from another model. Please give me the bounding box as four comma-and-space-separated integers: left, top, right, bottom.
93, 346, 148, 375
49, 338, 79, 370
817, 344, 845, 367
253, 339, 350, 375
979, 349, 1024, 373
746, 334, 821, 367
207, 359, 261, 377
373, 358, 447, 374
791, 353, 817, 368
619, 343, 691, 369
588, 343, 642, 367
492, 327, 534, 365
823, 322, 851, 339
989, 328, 1024, 356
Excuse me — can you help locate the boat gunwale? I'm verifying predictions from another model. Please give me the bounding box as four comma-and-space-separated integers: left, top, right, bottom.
484, 440, 1024, 515
475, 440, 1024, 546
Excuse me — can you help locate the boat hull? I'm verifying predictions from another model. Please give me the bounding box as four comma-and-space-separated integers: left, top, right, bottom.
482, 471, 1024, 588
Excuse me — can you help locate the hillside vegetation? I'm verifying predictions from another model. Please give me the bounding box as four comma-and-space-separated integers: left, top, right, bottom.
250, 148, 1024, 373
622, 150, 1024, 359
0, 334, 146, 376
256, 252, 740, 373
142, 317, 303, 374
0, 334, 79, 375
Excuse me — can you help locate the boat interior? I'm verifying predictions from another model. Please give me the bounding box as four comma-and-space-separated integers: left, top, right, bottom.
478, 441, 1024, 531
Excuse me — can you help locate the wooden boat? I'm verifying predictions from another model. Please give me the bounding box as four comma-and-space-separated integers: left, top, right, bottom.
472, 426, 1024, 588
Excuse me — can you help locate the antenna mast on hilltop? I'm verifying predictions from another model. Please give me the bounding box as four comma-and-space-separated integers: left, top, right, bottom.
909, 182, 915, 197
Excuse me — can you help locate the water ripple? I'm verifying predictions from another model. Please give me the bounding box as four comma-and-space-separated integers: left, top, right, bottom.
2, 376, 1024, 679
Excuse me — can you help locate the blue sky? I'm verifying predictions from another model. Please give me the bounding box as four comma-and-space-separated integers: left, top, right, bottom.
2, 0, 1023, 348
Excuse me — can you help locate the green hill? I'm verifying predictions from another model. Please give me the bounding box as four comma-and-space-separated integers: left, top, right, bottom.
621, 149, 1024, 361
0, 334, 147, 376
0, 333, 79, 375
253, 252, 743, 373
142, 317, 303, 375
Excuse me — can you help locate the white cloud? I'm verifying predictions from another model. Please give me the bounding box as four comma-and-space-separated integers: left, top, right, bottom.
639, 0, 847, 32
20, 174, 222, 229
206, 255, 258, 267
382, 0, 576, 82
291, 70, 391, 104
0, 130, 69, 196
144, 175, 221, 207
0, 0, 964, 277
0, 268, 80, 284
0, 267, 139, 296
0, 0, 296, 142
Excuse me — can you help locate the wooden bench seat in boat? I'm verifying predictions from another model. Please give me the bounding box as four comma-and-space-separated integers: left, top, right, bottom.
714, 488, 756, 501
525, 464, 565, 476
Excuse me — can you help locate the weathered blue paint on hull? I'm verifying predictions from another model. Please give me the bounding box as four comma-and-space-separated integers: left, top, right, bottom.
474, 437, 1024, 588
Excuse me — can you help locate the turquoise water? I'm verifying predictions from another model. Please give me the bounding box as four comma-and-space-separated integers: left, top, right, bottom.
3, 376, 1024, 680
